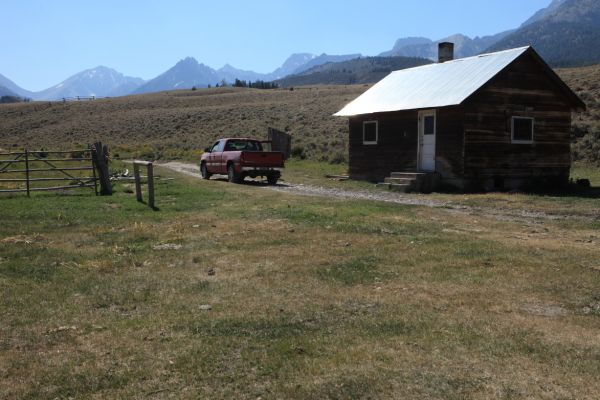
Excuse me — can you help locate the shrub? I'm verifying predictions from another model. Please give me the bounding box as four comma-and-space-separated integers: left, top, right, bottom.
291, 145, 306, 160
328, 150, 347, 164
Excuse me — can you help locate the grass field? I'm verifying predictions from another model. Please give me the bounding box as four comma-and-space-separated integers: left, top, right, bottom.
1, 162, 599, 399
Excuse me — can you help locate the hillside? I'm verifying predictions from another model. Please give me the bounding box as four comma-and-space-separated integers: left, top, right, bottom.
558, 63, 600, 164
489, 0, 600, 66
276, 56, 431, 87
0, 73, 34, 99
0, 63, 598, 165
0, 85, 18, 97
0, 86, 368, 162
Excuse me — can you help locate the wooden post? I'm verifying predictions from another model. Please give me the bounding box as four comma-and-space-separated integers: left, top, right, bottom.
147, 163, 155, 209
91, 150, 98, 196
91, 141, 112, 195
133, 160, 155, 209
133, 162, 142, 202
24, 149, 30, 197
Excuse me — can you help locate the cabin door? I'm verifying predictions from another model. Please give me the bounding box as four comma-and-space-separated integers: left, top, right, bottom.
418, 110, 436, 171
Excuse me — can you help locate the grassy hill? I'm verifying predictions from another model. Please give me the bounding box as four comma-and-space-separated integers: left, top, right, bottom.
0, 63, 598, 165
0, 86, 369, 163
558, 64, 600, 164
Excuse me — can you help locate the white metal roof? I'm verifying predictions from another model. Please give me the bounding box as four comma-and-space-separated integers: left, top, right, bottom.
334, 46, 530, 117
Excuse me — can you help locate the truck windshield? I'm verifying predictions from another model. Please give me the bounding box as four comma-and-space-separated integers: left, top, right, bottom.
225, 140, 263, 151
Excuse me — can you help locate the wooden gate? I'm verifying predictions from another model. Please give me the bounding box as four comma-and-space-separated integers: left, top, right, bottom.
267, 127, 291, 160
0, 147, 99, 196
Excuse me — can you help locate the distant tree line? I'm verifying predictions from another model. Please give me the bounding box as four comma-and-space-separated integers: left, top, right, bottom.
0, 95, 31, 104
232, 79, 279, 89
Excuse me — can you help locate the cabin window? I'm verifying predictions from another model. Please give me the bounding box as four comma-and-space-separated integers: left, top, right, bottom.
363, 121, 378, 145
423, 115, 435, 135
511, 117, 534, 144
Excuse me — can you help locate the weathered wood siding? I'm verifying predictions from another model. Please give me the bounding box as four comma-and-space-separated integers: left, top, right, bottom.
348, 106, 464, 182
463, 53, 572, 190
348, 111, 418, 181
434, 106, 464, 182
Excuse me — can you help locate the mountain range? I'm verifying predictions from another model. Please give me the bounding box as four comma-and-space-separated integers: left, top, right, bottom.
488, 0, 600, 67
2, 0, 599, 99
378, 31, 514, 60
276, 56, 432, 87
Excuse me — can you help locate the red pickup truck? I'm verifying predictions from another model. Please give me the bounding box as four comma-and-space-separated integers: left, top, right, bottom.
200, 138, 284, 184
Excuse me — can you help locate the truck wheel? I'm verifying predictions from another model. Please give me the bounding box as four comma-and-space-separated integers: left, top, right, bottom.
267, 175, 278, 185
200, 163, 211, 180
228, 164, 241, 183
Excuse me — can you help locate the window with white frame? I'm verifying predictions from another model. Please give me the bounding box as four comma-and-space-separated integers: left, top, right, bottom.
511, 116, 534, 144
363, 121, 378, 145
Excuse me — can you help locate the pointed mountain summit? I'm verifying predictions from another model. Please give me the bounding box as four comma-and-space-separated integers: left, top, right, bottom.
217, 64, 265, 83
33, 66, 144, 100
133, 57, 220, 94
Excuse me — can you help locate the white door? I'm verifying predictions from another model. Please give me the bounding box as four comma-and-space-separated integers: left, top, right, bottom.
418, 110, 436, 171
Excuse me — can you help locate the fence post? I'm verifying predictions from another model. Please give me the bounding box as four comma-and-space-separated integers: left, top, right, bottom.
133, 162, 142, 202
24, 149, 30, 197
92, 142, 112, 195
90, 146, 98, 196
133, 160, 156, 209
147, 163, 155, 209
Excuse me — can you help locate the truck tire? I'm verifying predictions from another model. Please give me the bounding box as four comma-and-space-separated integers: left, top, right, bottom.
228, 164, 242, 183
267, 174, 278, 185
200, 163, 211, 180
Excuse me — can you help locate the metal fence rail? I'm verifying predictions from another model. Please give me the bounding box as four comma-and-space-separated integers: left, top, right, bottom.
0, 147, 99, 196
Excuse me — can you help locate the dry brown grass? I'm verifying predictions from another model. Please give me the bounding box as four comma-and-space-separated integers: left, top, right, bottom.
1, 166, 599, 398
0, 85, 368, 162
558, 64, 600, 164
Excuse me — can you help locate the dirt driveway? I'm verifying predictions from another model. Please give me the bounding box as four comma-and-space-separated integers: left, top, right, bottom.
159, 161, 598, 223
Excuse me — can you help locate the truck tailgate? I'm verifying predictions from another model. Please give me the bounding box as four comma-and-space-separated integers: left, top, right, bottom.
240, 151, 284, 167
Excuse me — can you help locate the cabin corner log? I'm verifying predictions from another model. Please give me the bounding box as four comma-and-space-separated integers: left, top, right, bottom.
91, 142, 112, 195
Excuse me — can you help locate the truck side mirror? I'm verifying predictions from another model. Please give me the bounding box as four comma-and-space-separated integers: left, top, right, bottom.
204, 147, 211, 153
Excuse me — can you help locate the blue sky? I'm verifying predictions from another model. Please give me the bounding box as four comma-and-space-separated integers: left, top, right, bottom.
3, 0, 550, 91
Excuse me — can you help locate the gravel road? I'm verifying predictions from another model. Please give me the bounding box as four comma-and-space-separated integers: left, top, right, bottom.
159, 161, 597, 223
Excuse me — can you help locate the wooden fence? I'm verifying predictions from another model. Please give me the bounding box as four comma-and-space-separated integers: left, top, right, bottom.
267, 127, 291, 159
0, 143, 111, 196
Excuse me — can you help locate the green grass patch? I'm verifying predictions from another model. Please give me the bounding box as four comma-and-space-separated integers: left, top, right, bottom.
317, 256, 381, 285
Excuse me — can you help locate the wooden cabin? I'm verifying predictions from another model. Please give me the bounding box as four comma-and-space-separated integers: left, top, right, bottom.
335, 43, 586, 191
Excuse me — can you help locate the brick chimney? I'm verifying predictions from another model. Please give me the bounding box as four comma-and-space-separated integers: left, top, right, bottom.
438, 42, 454, 63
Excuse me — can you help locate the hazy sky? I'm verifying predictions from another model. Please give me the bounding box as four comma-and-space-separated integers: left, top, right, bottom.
3, 0, 551, 91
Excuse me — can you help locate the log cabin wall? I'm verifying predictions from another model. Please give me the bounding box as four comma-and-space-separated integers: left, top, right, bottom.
348, 111, 418, 181
348, 106, 466, 184
434, 106, 465, 187
463, 53, 572, 190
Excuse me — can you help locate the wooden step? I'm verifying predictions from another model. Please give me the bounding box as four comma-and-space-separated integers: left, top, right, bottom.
390, 172, 428, 179
384, 177, 415, 185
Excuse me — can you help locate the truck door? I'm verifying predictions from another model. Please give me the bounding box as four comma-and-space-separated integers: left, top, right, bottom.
213, 140, 226, 174
207, 141, 220, 173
